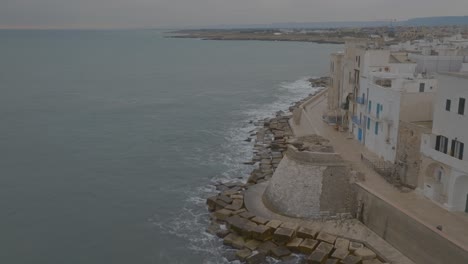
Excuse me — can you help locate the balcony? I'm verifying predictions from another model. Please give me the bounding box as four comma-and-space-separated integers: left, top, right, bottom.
421, 134, 468, 173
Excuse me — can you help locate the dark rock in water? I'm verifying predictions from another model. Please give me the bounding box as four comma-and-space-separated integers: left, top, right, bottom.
271, 245, 292, 258
246, 252, 267, 264
243, 161, 256, 165
307, 250, 328, 264
223, 250, 238, 262
245, 138, 252, 142
216, 229, 230, 238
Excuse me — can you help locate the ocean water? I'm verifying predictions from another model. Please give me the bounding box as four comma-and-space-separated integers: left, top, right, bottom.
0, 30, 342, 264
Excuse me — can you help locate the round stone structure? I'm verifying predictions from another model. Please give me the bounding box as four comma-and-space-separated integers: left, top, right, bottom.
262, 136, 356, 219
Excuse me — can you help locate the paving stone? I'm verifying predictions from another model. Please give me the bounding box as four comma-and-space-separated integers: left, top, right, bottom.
251, 225, 274, 241
244, 239, 262, 250
271, 246, 292, 259
239, 221, 258, 239
341, 255, 363, 264
239, 211, 255, 219
317, 232, 337, 245
266, 219, 283, 229
331, 247, 349, 260
307, 250, 328, 264
273, 227, 295, 244
354, 248, 377, 260
286, 237, 304, 252
236, 248, 252, 261
335, 238, 350, 250
297, 226, 318, 239
246, 252, 267, 264
257, 240, 278, 254
214, 209, 233, 221
280, 222, 299, 231
299, 238, 319, 254
218, 195, 233, 204
251, 216, 269, 225
349, 242, 364, 252
316, 242, 334, 256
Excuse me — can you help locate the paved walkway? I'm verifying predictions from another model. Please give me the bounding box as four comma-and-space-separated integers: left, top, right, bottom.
244, 182, 414, 264
290, 92, 468, 251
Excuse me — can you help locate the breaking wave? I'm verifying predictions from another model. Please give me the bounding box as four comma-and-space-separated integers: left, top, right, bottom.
150, 76, 323, 263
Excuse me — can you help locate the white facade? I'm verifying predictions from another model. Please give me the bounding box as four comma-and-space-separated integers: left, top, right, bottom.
420, 73, 468, 212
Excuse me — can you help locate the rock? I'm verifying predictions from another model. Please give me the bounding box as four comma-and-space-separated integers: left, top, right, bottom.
297, 227, 318, 239
299, 238, 319, 254
316, 232, 337, 245
231, 194, 244, 199
271, 246, 292, 259
224, 186, 242, 196
341, 255, 363, 264
273, 227, 295, 244
251, 216, 269, 225
223, 233, 239, 247
331, 247, 349, 260
218, 195, 233, 204
206, 196, 218, 211
286, 237, 304, 252
354, 248, 377, 260
362, 259, 384, 264
349, 242, 364, 252
236, 248, 252, 261
280, 222, 299, 231
266, 219, 283, 229
363, 260, 385, 264
239, 221, 258, 239
216, 229, 230, 238
251, 225, 274, 241
231, 208, 246, 215
335, 238, 350, 250
316, 242, 334, 256
325, 259, 339, 264
246, 252, 267, 264
214, 199, 229, 210
244, 239, 262, 250
232, 235, 246, 249
223, 250, 237, 262
225, 199, 244, 211
281, 255, 300, 263
206, 223, 221, 235
239, 211, 256, 219
307, 250, 328, 264
257, 240, 278, 254
214, 209, 233, 221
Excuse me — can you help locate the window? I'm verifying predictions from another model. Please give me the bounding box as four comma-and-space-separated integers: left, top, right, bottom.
419, 83, 425, 92
376, 103, 380, 118
368, 100, 372, 113
446, 99, 451, 111
451, 140, 464, 160
435, 135, 449, 154
458, 98, 465, 115
375, 122, 379, 135
367, 117, 370, 130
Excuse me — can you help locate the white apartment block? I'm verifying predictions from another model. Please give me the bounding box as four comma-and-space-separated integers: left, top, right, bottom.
420, 72, 468, 212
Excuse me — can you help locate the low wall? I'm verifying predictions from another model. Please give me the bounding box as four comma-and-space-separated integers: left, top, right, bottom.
356, 184, 468, 264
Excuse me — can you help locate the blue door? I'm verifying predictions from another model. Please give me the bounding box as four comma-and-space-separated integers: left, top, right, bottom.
358, 128, 363, 142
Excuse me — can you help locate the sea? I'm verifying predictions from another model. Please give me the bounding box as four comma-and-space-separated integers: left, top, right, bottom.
0, 29, 342, 264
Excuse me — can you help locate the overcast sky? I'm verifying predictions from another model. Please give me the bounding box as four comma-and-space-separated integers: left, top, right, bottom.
2, 0, 468, 29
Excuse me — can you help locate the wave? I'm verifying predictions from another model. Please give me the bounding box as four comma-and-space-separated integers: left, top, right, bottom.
150, 76, 322, 263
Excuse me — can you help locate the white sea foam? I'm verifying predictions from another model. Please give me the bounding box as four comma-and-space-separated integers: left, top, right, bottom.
151, 76, 321, 263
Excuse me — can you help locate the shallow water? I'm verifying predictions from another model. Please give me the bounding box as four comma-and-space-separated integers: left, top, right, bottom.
0, 29, 342, 263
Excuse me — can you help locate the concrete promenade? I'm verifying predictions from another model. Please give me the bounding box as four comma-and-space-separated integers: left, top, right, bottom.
290, 91, 468, 251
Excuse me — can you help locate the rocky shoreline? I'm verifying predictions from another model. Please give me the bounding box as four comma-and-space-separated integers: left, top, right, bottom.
205, 78, 387, 264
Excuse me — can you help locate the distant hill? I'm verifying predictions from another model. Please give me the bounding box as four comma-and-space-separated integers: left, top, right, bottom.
402, 16, 468, 26
198, 16, 468, 30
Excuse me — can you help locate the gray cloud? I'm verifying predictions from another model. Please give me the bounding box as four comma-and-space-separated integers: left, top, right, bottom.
1, 0, 468, 29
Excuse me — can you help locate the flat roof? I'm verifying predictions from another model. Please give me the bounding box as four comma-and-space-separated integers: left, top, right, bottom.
438, 72, 468, 79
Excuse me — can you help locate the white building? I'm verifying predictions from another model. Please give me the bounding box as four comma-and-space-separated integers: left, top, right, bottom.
351, 69, 437, 162
419, 72, 468, 212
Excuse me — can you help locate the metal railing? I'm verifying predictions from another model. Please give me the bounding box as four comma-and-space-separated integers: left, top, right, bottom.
360, 153, 401, 186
